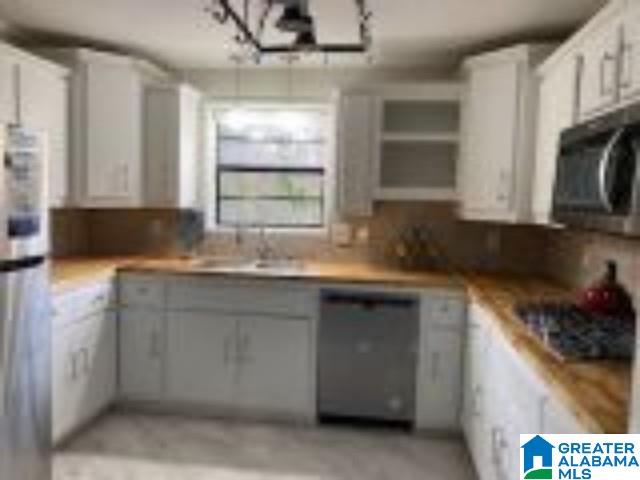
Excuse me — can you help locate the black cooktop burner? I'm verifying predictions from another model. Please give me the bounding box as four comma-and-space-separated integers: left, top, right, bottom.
514, 302, 635, 361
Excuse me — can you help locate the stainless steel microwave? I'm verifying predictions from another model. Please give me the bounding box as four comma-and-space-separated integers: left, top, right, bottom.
552, 104, 640, 236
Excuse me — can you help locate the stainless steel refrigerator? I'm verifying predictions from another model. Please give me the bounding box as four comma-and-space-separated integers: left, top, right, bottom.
0, 125, 51, 480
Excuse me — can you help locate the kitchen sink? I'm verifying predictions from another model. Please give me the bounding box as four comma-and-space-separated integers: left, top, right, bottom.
191, 256, 305, 272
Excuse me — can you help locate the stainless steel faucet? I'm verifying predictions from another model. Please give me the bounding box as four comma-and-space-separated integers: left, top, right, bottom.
256, 227, 275, 262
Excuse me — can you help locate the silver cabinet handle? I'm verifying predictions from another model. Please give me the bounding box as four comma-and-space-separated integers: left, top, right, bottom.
430, 351, 441, 381
149, 330, 162, 358
223, 334, 233, 365
600, 52, 617, 97
70, 350, 80, 381
81, 347, 91, 374
471, 385, 482, 417
574, 54, 585, 121
92, 293, 107, 307
238, 333, 251, 364
620, 42, 633, 90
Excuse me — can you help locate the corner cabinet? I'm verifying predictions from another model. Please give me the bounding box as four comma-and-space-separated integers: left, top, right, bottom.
462, 303, 588, 480
39, 48, 170, 208
459, 44, 554, 223
334, 83, 461, 218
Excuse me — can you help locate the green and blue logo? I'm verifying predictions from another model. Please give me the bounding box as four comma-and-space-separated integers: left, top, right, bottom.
521, 435, 554, 479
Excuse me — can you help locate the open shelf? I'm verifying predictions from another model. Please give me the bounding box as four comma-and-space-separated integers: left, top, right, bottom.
376, 91, 461, 202
381, 132, 460, 143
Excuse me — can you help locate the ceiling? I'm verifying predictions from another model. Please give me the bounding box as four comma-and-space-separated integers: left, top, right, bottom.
0, 0, 607, 69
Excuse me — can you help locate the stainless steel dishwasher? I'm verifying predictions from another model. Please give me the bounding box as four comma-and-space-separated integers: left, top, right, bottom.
318, 290, 420, 425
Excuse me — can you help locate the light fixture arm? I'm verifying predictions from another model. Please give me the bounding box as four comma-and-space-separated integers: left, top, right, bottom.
207, 0, 373, 58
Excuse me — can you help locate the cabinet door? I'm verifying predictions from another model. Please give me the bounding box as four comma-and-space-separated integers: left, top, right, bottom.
144, 85, 200, 208
84, 61, 141, 205
460, 61, 519, 218
177, 86, 199, 208
621, 5, 640, 101
532, 55, 580, 224
462, 305, 493, 480
19, 61, 69, 207
236, 316, 312, 419
416, 327, 462, 430
336, 93, 376, 217
52, 327, 81, 444
541, 395, 588, 434
0, 56, 17, 125
82, 311, 117, 420
578, 18, 621, 119
119, 308, 164, 400
165, 311, 236, 407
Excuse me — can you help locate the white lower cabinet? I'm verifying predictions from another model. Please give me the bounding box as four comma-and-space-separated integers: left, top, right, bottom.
119, 307, 165, 401
235, 315, 312, 417
119, 274, 316, 421
416, 293, 466, 430
165, 311, 313, 419
166, 311, 236, 406
52, 309, 116, 444
463, 303, 589, 480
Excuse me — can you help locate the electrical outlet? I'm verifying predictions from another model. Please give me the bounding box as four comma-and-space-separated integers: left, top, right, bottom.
331, 222, 353, 247
486, 229, 501, 257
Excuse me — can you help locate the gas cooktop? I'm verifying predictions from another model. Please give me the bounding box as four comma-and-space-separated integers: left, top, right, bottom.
513, 302, 635, 361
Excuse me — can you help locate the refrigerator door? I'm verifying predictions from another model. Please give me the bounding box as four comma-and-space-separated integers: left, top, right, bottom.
0, 259, 51, 480
0, 126, 48, 261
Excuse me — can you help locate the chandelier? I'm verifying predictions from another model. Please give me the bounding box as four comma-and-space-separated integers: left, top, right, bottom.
206, 0, 373, 62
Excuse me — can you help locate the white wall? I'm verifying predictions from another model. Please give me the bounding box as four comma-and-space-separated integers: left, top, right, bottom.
181, 65, 458, 102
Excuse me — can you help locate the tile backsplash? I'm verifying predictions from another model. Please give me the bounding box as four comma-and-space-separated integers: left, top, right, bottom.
51, 202, 552, 275
51, 204, 640, 308
543, 228, 640, 310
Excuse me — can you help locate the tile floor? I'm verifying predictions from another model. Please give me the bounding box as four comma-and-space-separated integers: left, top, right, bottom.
53, 413, 476, 480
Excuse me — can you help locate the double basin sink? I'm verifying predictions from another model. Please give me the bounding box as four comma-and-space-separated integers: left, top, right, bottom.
190, 256, 306, 273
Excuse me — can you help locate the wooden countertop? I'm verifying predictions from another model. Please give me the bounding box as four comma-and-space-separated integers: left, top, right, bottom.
51, 256, 464, 291
50, 257, 632, 433
464, 273, 631, 434
50, 256, 143, 293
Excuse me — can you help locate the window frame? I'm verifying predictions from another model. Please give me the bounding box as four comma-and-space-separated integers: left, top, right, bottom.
205, 102, 336, 233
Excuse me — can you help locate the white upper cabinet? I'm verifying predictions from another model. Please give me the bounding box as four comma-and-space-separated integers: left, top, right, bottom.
144, 83, 201, 208
532, 54, 581, 224
542, 0, 637, 121
1, 44, 69, 207
0, 54, 17, 125
620, 2, 640, 101
40, 48, 170, 208
19, 60, 69, 207
459, 44, 553, 223
84, 58, 143, 205
335, 92, 377, 217
577, 9, 623, 119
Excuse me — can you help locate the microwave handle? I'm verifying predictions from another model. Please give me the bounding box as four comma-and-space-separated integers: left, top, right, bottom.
598, 127, 625, 212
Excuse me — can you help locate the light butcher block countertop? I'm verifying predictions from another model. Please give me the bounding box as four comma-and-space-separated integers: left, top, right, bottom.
464, 273, 631, 435
51, 256, 464, 291
50, 257, 632, 433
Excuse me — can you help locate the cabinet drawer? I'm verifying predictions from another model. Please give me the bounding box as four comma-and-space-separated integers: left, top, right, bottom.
119, 274, 165, 308
167, 276, 315, 318
428, 294, 466, 329
52, 281, 114, 329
